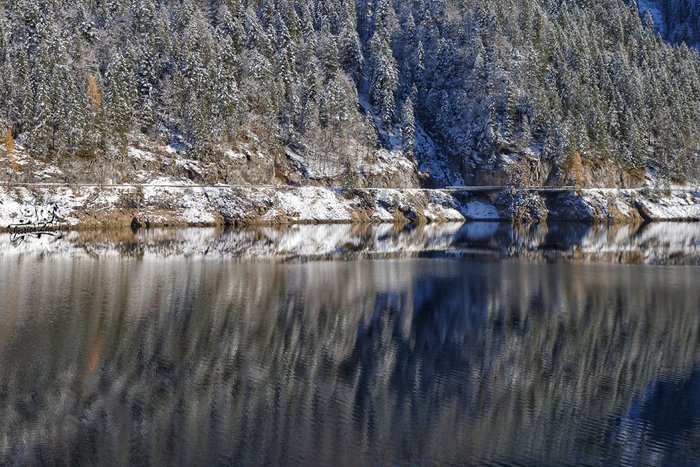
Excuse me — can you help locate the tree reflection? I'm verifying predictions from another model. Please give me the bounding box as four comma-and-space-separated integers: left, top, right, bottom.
2, 221, 700, 264
0, 256, 697, 465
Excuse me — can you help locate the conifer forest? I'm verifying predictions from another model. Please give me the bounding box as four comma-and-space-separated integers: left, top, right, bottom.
0, 0, 698, 185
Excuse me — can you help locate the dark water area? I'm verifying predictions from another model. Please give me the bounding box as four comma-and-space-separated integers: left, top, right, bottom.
0, 223, 699, 465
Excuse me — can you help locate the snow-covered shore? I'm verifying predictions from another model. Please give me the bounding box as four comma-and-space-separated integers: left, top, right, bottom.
2, 139, 698, 229
0, 183, 699, 230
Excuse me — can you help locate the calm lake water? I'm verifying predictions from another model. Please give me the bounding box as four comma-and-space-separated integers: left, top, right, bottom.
0, 223, 699, 465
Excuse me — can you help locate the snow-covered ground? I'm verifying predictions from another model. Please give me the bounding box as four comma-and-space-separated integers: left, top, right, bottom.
465, 200, 500, 220
634, 190, 700, 221
2, 183, 699, 231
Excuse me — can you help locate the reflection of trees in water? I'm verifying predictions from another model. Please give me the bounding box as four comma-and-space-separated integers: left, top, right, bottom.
3, 221, 699, 264
0, 258, 697, 465
604, 370, 700, 465
342, 262, 700, 464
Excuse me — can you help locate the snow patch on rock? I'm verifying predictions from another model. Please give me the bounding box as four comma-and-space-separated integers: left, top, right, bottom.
266, 187, 353, 223
225, 150, 247, 162
465, 200, 500, 220
128, 147, 158, 162
635, 190, 700, 221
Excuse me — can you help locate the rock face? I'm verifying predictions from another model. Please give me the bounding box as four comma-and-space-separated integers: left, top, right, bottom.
545, 190, 645, 223
464, 151, 647, 190
494, 189, 549, 224
0, 185, 698, 229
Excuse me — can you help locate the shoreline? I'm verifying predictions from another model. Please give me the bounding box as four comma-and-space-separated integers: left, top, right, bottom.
1, 184, 699, 232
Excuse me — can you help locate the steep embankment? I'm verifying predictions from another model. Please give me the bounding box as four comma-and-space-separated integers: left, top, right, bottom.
1, 142, 698, 229
1, 183, 698, 231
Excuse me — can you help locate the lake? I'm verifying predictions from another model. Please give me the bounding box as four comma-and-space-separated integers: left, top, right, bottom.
0, 223, 699, 465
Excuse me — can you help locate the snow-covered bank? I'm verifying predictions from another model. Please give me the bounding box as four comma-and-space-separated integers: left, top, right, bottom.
0, 184, 698, 230
544, 188, 700, 222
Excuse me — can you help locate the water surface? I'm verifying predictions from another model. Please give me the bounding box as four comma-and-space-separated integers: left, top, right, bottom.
0, 223, 699, 465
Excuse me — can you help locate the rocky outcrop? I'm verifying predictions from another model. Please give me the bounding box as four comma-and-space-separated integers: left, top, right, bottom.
545, 190, 645, 223
493, 189, 549, 224
634, 191, 700, 221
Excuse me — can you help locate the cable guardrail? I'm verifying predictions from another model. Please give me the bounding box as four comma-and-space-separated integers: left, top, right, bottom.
1, 182, 699, 192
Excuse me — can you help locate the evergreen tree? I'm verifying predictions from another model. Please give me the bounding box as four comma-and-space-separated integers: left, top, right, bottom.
369, 30, 398, 126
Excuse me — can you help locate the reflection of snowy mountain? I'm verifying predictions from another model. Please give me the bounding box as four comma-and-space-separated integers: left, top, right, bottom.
0, 252, 697, 465
4, 222, 698, 264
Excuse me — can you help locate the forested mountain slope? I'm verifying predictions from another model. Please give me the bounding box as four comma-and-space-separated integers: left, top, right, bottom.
0, 0, 698, 187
